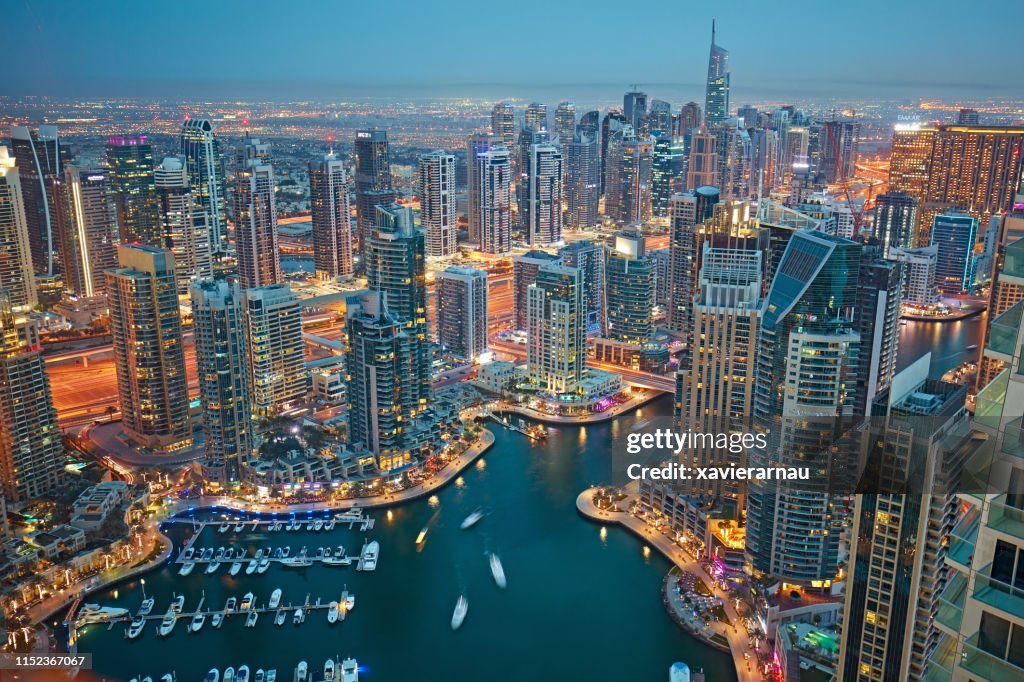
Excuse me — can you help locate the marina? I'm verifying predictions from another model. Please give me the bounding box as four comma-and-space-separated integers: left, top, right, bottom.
128, 657, 360, 682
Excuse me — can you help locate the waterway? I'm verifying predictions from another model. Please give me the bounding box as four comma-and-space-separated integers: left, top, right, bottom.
74, 394, 736, 682
896, 313, 985, 376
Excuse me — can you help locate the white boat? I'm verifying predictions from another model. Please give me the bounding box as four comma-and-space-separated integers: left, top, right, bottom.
246, 559, 258, 575
451, 595, 468, 630
245, 610, 258, 628
225, 597, 237, 613
266, 670, 276, 682
293, 661, 307, 682
324, 521, 335, 531
211, 612, 224, 629
138, 597, 155, 616
201, 548, 214, 561
281, 557, 312, 568
78, 604, 129, 624
234, 523, 245, 532
219, 523, 230, 533
240, 592, 255, 610
415, 527, 428, 545
183, 548, 195, 560
159, 612, 177, 637
206, 561, 221, 575
205, 669, 219, 682
327, 601, 339, 624
230, 562, 242, 576
178, 561, 196, 577
224, 548, 235, 560
323, 659, 335, 682
281, 547, 291, 558
274, 609, 287, 626
223, 668, 234, 682
344, 592, 355, 611
314, 520, 324, 532
257, 558, 271, 574
489, 553, 507, 589
340, 659, 358, 682
255, 670, 265, 682
322, 556, 351, 567
160, 674, 174, 682
306, 521, 315, 531
273, 548, 283, 558
359, 541, 379, 571
254, 549, 264, 560
214, 547, 226, 561
315, 547, 324, 559
126, 616, 145, 640
461, 508, 484, 530
237, 665, 250, 682
170, 596, 185, 613
269, 589, 282, 609
293, 607, 305, 624
189, 612, 206, 633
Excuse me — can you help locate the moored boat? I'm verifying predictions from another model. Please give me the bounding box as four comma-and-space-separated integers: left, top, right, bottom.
274, 608, 287, 626
189, 612, 205, 633
158, 612, 176, 637
327, 601, 339, 624
245, 559, 258, 575
340, 659, 358, 682
236, 665, 250, 682
223, 668, 234, 682
269, 588, 282, 609
323, 658, 335, 682
178, 561, 195, 577
205, 669, 219, 682
293, 607, 305, 624
245, 610, 258, 628
257, 558, 271, 574
205, 561, 221, 575
224, 597, 237, 613
170, 596, 185, 613
211, 611, 224, 629
126, 616, 145, 640
240, 592, 255, 611
293, 661, 307, 682
230, 562, 242, 576
138, 597, 155, 616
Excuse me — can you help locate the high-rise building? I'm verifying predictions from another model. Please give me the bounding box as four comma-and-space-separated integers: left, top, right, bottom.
0, 291, 63, 502
651, 133, 685, 217
577, 110, 600, 140
490, 102, 516, 151
105, 135, 160, 246
749, 128, 779, 196
467, 132, 496, 244
308, 152, 353, 279
233, 139, 280, 289
8, 125, 70, 275
513, 250, 560, 330
676, 102, 702, 137
603, 229, 654, 345
855, 250, 904, 415
554, 101, 576, 146
469, 141, 512, 254
526, 263, 585, 394
687, 130, 720, 191
647, 99, 673, 136
565, 131, 600, 229
154, 157, 213, 292
436, 265, 488, 361
888, 123, 936, 212
559, 240, 605, 332
624, 90, 648, 132
242, 284, 306, 416
189, 278, 253, 483
931, 213, 978, 294
818, 119, 860, 182
604, 127, 653, 225
106, 245, 192, 452
354, 129, 394, 249
874, 192, 920, 257
52, 167, 120, 298
704, 22, 730, 126
890, 245, 941, 308
666, 188, 721, 332
957, 108, 979, 125
417, 150, 457, 257
781, 125, 810, 186
524, 103, 548, 133
601, 111, 629, 196
975, 215, 1024, 390
524, 142, 563, 245
180, 118, 227, 254
0, 147, 38, 309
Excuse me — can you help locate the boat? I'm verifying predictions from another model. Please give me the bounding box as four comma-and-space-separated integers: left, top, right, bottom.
314, 520, 324, 532
211, 612, 224, 629
415, 528, 428, 545
178, 561, 195, 577
245, 610, 258, 628
322, 556, 352, 567
126, 616, 145, 640
214, 547, 225, 561
323, 659, 335, 682
306, 521, 315, 531
335, 545, 345, 556
489, 553, 507, 589
201, 548, 214, 561
266, 671, 276, 682
293, 661, 307, 682
293, 607, 305, 624
315, 547, 324, 559
183, 548, 195, 560
257, 558, 271, 574
246, 559, 258, 575
219, 523, 230, 533
255, 549, 264, 560
269, 588, 282, 609
451, 595, 468, 630
223, 668, 234, 682
205, 561, 221, 575
240, 592, 255, 610
324, 547, 332, 558
461, 508, 484, 530
359, 541, 379, 571
281, 547, 291, 558
224, 547, 235, 560
274, 609, 287, 626
343, 592, 355, 611
236, 666, 250, 682
234, 523, 245, 532
159, 612, 177, 637
205, 669, 219, 682
230, 562, 242, 576
160, 674, 174, 682
189, 612, 206, 633
281, 557, 313, 568
340, 659, 358, 682
225, 597, 237, 613
255, 670, 265, 682
78, 604, 129, 624
273, 548, 282, 558
327, 601, 339, 624
170, 596, 185, 613
324, 520, 335, 531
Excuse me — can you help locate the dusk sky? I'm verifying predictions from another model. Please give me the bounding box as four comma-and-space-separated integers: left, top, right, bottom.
9, 0, 1024, 101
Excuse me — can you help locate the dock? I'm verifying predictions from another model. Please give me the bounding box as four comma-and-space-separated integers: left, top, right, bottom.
480, 409, 547, 440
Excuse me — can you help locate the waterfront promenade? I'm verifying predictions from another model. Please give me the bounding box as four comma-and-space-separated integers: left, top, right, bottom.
492, 388, 663, 425
576, 486, 764, 682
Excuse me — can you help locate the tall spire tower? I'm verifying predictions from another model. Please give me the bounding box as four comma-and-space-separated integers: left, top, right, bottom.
704, 20, 730, 126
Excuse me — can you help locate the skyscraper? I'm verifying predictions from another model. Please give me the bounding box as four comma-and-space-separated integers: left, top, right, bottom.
604, 126, 653, 225
354, 129, 394, 249
106, 245, 192, 452
577, 110, 600, 140
651, 132, 685, 217
0, 147, 38, 309
233, 138, 280, 289
490, 102, 516, 151
565, 131, 600, 229
180, 118, 227, 254
189, 278, 253, 483
890, 245, 941, 308
524, 103, 548, 133
554, 101, 576, 146
601, 111, 629, 196
308, 152, 353, 279
52, 167, 120, 298
154, 157, 213, 292
887, 123, 936, 211
8, 125, 70, 275
704, 21, 730, 126
469, 140, 512, 254
686, 130, 720, 190
527, 263, 585, 394
242, 284, 306, 416
105, 135, 160, 246
624, 90, 648, 133
666, 188, 720, 332
513, 250, 560, 330
436, 265, 489, 362
417, 150, 457, 257
524, 142, 563, 245
559, 240, 606, 332
647, 99, 673, 136
676, 102, 702, 137
818, 119, 861, 182
957, 107, 980, 125
600, 229, 656, 348
855, 250, 904, 414
0, 291, 63, 502
874, 192, 919, 257
975, 214, 1024, 391
467, 132, 496, 244
931, 213, 978, 294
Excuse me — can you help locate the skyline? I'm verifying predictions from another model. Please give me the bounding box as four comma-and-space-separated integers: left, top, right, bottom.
8, 1, 1024, 100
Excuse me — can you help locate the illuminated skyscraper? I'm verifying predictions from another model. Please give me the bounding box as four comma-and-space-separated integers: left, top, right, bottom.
676, 102, 702, 136
233, 139, 280, 289
686, 130, 719, 190
704, 21, 730, 125
469, 139, 512, 254
601, 111, 629, 196
52, 167, 120, 298
890, 245, 940, 308
666, 188, 720, 332
0, 291, 63, 502
565, 131, 600, 229
623, 90, 648, 133
0, 147, 38, 309
596, 229, 660, 369
817, 119, 860, 182
354, 129, 394, 249
524, 103, 547, 132
242, 284, 306, 416
524, 142, 563, 245
874, 192, 919, 257
180, 118, 227, 254
780, 125, 809, 186
527, 263, 585, 394
154, 157, 213, 292
577, 110, 600, 140
105, 135, 160, 246
513, 250, 560, 330
604, 126, 653, 225
417, 150, 457, 257
490, 102, 516, 151
957, 108, 979, 125
651, 132, 685, 217
647, 99, 673, 136
467, 132, 495, 244
931, 213, 978, 294
888, 123, 936, 205
309, 152, 353, 279
8, 125, 70, 275
559, 240, 605, 332
106, 245, 192, 452
554, 101, 576, 146
436, 265, 489, 362
189, 278, 253, 483
975, 215, 1024, 391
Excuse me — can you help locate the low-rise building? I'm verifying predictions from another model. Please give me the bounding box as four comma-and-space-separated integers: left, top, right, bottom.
69, 481, 132, 531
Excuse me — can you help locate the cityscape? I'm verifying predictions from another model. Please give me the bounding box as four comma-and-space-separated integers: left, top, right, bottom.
1, 3, 1024, 682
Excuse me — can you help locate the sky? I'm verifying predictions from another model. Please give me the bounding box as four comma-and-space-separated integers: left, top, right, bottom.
8, 0, 1024, 102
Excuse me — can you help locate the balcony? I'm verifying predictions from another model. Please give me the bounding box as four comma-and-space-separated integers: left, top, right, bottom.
1002, 236, 1024, 284
946, 507, 980, 571
960, 631, 1024, 681
1000, 417, 1024, 460
973, 562, 1024, 621
986, 300, 1023, 362
988, 494, 1024, 541
935, 570, 967, 634
974, 369, 1009, 429
924, 634, 955, 682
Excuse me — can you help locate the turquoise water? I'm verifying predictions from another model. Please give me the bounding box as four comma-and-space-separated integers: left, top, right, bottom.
74, 395, 736, 682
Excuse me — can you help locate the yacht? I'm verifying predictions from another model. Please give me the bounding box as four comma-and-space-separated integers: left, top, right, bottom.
343, 592, 355, 611
138, 597, 155, 616
255, 549, 264, 560
324, 520, 335, 531
340, 659, 358, 682
255, 670, 265, 682
189, 612, 206, 633
269, 589, 282, 609
182, 548, 195, 561
219, 523, 230, 533
489, 553, 507, 589
234, 523, 245, 532
451, 595, 468, 630
236, 666, 250, 682
229, 562, 242, 576
205, 561, 221, 575
315, 547, 325, 560
214, 547, 226, 561
205, 669, 219, 682
274, 609, 287, 626
201, 548, 214, 561
323, 659, 335, 682
158, 612, 177, 637
323, 547, 332, 558
126, 616, 145, 640
78, 604, 129, 624
245, 610, 258, 628
273, 548, 283, 559
224, 597, 237, 613
293, 661, 307, 682
160, 674, 174, 682
211, 612, 224, 629
293, 607, 305, 625
223, 668, 234, 682
359, 541, 379, 571
266, 670, 276, 682
170, 596, 185, 613
246, 559, 258, 575
257, 558, 271, 574
282, 557, 313, 568
240, 593, 255, 611
224, 548, 235, 560
314, 520, 324, 532
281, 547, 291, 558
327, 601, 339, 624
460, 508, 484, 530
306, 521, 315, 531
